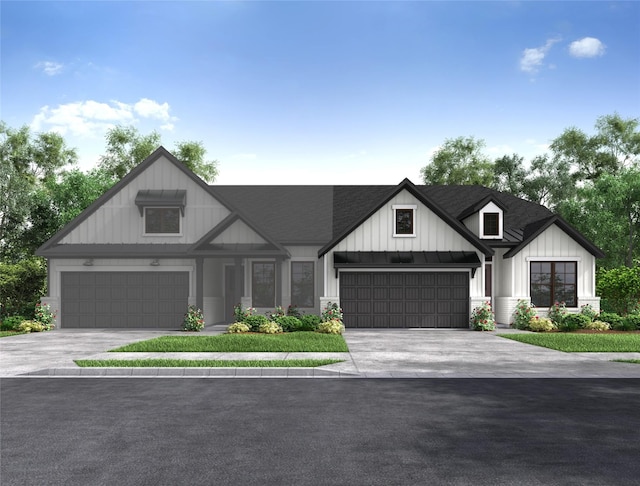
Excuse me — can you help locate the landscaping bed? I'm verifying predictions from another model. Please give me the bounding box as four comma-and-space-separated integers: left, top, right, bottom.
110, 332, 349, 353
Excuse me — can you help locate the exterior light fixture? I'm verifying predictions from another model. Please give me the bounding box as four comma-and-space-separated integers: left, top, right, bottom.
150, 259, 160, 266
83, 259, 94, 266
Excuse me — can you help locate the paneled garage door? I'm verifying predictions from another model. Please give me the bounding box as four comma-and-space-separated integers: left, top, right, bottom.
61, 272, 189, 328
340, 272, 469, 328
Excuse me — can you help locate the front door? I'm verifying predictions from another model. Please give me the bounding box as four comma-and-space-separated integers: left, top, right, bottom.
224, 265, 245, 322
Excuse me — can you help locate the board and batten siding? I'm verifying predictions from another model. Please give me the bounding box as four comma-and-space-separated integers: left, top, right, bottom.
211, 219, 267, 245
509, 224, 597, 299
324, 190, 484, 297
60, 156, 230, 245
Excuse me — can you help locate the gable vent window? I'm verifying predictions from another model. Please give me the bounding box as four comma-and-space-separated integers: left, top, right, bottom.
393, 205, 417, 237
483, 213, 500, 236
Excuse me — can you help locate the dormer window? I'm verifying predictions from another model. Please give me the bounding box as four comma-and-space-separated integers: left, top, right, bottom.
483, 213, 500, 236
135, 190, 186, 236
393, 205, 417, 237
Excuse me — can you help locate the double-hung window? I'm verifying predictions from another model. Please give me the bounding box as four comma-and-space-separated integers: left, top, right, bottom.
530, 261, 577, 307
144, 207, 181, 235
252, 262, 275, 307
291, 262, 314, 308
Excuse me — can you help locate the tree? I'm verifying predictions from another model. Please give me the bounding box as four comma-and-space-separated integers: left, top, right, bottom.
98, 125, 219, 182
492, 154, 528, 197
521, 154, 576, 210
421, 136, 494, 186
0, 123, 77, 261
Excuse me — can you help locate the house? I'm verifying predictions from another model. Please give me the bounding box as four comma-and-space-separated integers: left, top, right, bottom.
36, 147, 604, 329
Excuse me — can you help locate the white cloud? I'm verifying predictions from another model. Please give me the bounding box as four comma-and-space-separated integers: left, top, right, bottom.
30, 98, 176, 137
569, 37, 605, 58
519, 37, 561, 73
35, 61, 63, 76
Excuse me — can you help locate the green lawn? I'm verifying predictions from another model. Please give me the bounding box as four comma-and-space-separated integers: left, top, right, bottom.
498, 333, 640, 352
0, 331, 26, 338
614, 359, 640, 364
110, 332, 349, 353
75, 358, 344, 368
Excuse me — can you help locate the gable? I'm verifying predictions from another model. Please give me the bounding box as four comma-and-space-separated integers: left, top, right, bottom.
210, 218, 267, 245
329, 189, 483, 254
51, 151, 231, 247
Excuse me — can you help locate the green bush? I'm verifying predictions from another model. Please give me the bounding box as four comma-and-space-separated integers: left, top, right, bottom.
321, 302, 343, 322
276, 316, 302, 332
579, 304, 599, 322
584, 320, 611, 331
299, 314, 321, 331
243, 314, 269, 332
258, 321, 283, 334
182, 306, 205, 332
599, 312, 623, 329
596, 266, 640, 315
528, 317, 555, 332
1, 315, 25, 331
0, 258, 47, 318
562, 313, 591, 330
623, 314, 640, 331
317, 319, 344, 335
548, 302, 568, 326
470, 301, 496, 331
614, 317, 638, 332
17, 320, 45, 333
512, 300, 536, 330
226, 322, 250, 333
286, 304, 302, 318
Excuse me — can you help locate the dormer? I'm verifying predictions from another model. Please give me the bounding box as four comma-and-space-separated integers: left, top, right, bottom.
459, 195, 507, 240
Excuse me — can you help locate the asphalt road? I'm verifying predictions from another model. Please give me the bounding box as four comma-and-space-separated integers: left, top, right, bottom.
2, 378, 639, 486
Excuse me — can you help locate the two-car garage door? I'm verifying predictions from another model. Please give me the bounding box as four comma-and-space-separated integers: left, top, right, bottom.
340, 272, 469, 328
61, 272, 189, 328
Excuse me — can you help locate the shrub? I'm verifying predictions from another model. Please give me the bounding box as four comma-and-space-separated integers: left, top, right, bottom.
596, 265, 640, 315
276, 316, 303, 332
317, 319, 344, 335
286, 304, 302, 318
226, 322, 250, 334
579, 304, 599, 322
266, 306, 285, 321
258, 321, 283, 334
584, 320, 611, 331
0, 257, 47, 318
512, 300, 536, 330
614, 317, 638, 332
528, 316, 555, 332
321, 302, 343, 322
299, 314, 321, 331
561, 313, 591, 331
623, 314, 640, 331
471, 301, 496, 331
599, 312, 623, 329
234, 304, 256, 322
548, 302, 568, 326
17, 320, 45, 333
244, 314, 269, 332
34, 302, 56, 331
1, 315, 25, 331
182, 306, 205, 332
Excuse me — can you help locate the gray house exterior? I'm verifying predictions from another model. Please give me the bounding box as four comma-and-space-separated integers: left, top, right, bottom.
37, 147, 604, 329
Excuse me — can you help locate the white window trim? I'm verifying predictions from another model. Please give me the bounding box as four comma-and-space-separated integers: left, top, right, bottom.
527, 258, 580, 309
479, 204, 503, 239
143, 206, 183, 237
392, 204, 417, 238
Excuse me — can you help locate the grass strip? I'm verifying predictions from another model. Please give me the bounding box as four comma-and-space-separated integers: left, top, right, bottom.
613, 359, 640, 364
75, 359, 344, 368
498, 333, 640, 352
110, 332, 348, 353
0, 331, 27, 338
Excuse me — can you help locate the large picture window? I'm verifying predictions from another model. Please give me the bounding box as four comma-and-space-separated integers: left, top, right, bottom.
291, 262, 314, 308
252, 262, 275, 308
144, 207, 181, 234
530, 261, 577, 307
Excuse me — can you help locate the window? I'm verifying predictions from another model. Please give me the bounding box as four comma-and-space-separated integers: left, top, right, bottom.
483, 213, 500, 236
252, 262, 275, 307
393, 205, 416, 237
530, 261, 577, 307
144, 207, 181, 234
291, 262, 314, 308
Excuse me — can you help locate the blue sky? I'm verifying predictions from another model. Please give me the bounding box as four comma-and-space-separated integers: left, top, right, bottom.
2, 1, 639, 185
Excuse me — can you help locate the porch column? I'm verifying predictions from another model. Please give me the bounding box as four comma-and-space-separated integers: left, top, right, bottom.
196, 257, 204, 311
234, 258, 243, 309
275, 257, 283, 306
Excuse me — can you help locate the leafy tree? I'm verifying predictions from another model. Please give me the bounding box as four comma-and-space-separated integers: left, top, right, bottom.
0, 257, 47, 317
521, 154, 576, 210
0, 123, 77, 261
492, 154, 528, 197
98, 125, 219, 182
421, 136, 494, 186
596, 265, 640, 315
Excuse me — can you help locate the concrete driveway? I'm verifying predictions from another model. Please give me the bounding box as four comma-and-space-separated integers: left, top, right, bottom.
1, 327, 639, 378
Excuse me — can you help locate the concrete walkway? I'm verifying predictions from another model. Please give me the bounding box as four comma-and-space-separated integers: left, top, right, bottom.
1, 326, 639, 378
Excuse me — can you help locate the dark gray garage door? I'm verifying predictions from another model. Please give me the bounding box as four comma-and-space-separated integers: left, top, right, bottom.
340, 272, 469, 328
61, 272, 189, 328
